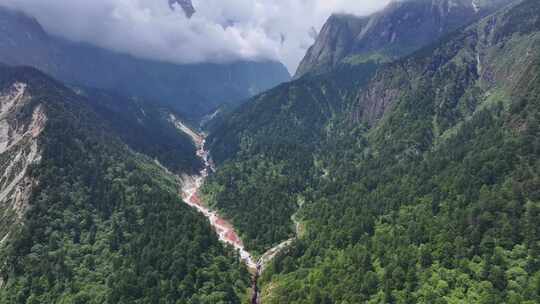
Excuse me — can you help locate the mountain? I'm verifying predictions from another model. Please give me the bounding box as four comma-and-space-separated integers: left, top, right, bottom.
0, 70, 44, 247
0, 7, 290, 118
1, 0, 538, 302
0, 66, 250, 303
295, 0, 513, 78
204, 0, 540, 302
204, 63, 379, 253
73, 87, 202, 174
169, 0, 196, 18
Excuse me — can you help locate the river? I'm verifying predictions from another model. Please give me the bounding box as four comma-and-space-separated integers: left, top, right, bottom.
171, 115, 297, 303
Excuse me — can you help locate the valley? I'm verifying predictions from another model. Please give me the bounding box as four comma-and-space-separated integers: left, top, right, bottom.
0, 67, 252, 304
1, 1, 540, 303
177, 121, 256, 270
174, 116, 300, 303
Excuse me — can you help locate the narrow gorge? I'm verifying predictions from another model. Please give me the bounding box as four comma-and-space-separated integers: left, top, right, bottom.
172, 117, 297, 303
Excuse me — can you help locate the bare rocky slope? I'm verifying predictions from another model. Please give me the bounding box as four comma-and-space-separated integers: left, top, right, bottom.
0, 81, 45, 247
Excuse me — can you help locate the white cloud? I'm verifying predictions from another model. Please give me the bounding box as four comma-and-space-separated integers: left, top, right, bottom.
2, 0, 390, 73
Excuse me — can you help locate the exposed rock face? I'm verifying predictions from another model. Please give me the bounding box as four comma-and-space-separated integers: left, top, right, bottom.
351, 68, 407, 126
295, 14, 368, 79
295, 0, 514, 78
353, 0, 539, 130
169, 0, 196, 18
0, 82, 46, 245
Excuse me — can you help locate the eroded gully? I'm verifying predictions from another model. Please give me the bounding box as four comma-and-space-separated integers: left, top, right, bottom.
172, 116, 296, 303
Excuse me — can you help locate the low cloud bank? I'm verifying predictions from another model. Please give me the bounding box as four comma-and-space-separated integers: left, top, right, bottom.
3, 0, 389, 73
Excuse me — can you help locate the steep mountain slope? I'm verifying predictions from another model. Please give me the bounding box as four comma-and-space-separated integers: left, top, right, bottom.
295, 0, 512, 78
0, 7, 290, 118
268, 1, 540, 302
206, 0, 540, 302
0, 78, 45, 248
75, 87, 202, 174
0, 66, 250, 303
205, 63, 379, 253
205, 0, 531, 254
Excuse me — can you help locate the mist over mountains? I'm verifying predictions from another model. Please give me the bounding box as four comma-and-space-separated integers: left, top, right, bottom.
0, 6, 290, 117
1, 1, 539, 303
0, 0, 390, 73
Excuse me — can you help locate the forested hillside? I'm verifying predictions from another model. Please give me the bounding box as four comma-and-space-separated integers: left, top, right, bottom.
204, 63, 378, 253
206, 0, 540, 302
0, 66, 250, 303
76, 87, 202, 174
1, 0, 538, 302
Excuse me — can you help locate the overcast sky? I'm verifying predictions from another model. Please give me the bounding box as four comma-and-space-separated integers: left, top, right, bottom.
2, 0, 390, 73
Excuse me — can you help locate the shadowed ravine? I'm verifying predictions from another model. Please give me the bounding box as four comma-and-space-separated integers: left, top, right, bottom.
171, 116, 296, 303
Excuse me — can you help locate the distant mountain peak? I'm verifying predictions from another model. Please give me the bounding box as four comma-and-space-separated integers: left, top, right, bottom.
169, 0, 195, 18
294, 0, 515, 78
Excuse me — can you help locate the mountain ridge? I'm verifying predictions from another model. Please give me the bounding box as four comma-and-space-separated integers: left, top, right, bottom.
0, 65, 252, 303
0, 6, 290, 118
295, 0, 514, 78
203, 0, 540, 302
